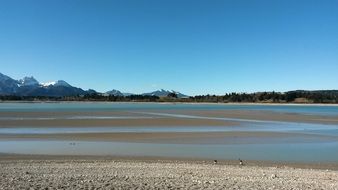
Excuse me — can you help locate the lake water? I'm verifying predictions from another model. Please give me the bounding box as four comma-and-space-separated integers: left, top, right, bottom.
0, 102, 338, 163
1, 102, 338, 116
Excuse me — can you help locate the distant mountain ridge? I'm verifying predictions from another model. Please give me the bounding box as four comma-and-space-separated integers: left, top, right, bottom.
3, 72, 338, 100
0, 73, 86, 97
142, 89, 188, 98
103, 89, 188, 98
0, 73, 189, 97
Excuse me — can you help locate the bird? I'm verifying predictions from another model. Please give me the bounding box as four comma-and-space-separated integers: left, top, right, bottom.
213, 160, 218, 164
239, 158, 243, 166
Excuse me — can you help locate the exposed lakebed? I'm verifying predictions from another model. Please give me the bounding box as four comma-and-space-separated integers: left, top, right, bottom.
1, 103, 338, 163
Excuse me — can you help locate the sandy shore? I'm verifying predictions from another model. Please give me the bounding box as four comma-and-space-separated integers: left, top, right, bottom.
1, 158, 337, 190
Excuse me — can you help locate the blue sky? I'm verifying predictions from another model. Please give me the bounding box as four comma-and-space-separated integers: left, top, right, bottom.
0, 0, 337, 95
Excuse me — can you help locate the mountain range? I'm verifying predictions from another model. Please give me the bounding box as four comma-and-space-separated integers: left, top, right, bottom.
142, 89, 188, 98
0, 73, 188, 97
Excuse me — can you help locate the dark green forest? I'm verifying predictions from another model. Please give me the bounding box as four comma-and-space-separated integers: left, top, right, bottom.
1, 90, 338, 103
189, 90, 338, 103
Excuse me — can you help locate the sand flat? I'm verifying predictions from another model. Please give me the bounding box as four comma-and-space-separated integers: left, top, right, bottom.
0, 131, 335, 144
1, 109, 338, 128
153, 109, 338, 124
0, 117, 237, 127
0, 110, 153, 118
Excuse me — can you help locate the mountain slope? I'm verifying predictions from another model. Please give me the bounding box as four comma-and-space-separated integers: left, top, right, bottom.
105, 89, 124, 96
142, 89, 188, 98
42, 80, 72, 87
17, 85, 86, 97
0, 73, 20, 95
19, 76, 39, 87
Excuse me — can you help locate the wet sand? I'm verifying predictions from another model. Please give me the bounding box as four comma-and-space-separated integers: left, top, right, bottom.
0, 110, 238, 127
1, 131, 336, 144
1, 157, 337, 190
154, 109, 338, 125
1, 110, 338, 129
0, 117, 238, 127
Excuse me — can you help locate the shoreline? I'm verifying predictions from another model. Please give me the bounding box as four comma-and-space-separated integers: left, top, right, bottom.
1, 100, 338, 106
1, 153, 338, 171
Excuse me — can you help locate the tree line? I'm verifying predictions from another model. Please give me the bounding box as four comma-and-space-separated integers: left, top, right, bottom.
1, 90, 338, 103
189, 90, 338, 103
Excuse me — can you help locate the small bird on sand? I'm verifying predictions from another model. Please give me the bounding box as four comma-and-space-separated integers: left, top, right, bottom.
239, 158, 243, 166
213, 160, 218, 164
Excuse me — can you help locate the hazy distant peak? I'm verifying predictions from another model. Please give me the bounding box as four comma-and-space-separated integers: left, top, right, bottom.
142, 89, 188, 98
105, 89, 123, 96
19, 76, 39, 86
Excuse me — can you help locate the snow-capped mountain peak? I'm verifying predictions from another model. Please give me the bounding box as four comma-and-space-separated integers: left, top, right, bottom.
42, 81, 56, 87
42, 80, 72, 87
19, 76, 39, 86
0, 73, 86, 96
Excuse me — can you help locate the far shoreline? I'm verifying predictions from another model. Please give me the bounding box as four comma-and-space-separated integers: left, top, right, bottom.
1, 100, 338, 106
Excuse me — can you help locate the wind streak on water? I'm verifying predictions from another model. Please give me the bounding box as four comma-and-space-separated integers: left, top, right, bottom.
132, 111, 325, 125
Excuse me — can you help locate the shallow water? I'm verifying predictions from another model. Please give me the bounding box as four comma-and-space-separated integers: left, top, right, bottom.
0, 122, 337, 135
1, 102, 338, 116
1, 140, 338, 162
1, 102, 338, 162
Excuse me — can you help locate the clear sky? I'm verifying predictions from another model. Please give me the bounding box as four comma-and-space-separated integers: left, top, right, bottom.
0, 0, 337, 95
